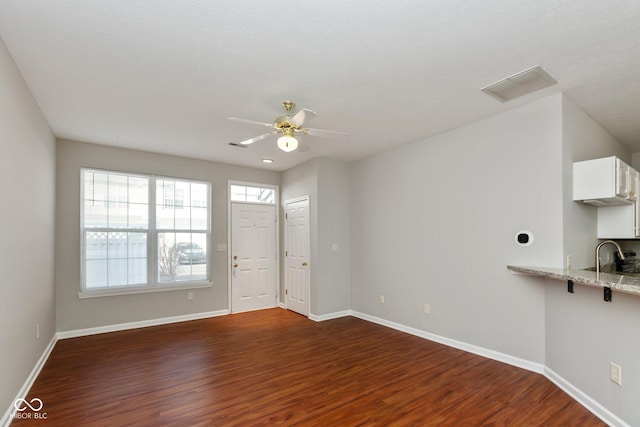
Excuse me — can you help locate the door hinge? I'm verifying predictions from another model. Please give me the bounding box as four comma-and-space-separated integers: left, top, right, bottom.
285, 289, 288, 295
285, 213, 288, 219
285, 250, 288, 257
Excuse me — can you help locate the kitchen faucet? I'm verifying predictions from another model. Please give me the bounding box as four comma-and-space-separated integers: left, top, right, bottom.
595, 240, 625, 281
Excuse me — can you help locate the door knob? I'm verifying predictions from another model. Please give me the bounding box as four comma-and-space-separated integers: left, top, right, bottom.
233, 263, 238, 268
302, 262, 308, 266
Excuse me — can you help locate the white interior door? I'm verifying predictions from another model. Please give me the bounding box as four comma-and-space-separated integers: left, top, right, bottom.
285, 198, 310, 316
231, 203, 277, 313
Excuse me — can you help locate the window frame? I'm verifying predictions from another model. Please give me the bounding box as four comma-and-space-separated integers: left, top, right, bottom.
229, 182, 278, 205
79, 168, 212, 298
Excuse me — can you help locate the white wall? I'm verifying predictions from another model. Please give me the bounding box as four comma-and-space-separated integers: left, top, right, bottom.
0, 37, 56, 419
280, 158, 351, 316
350, 94, 564, 363
55, 139, 279, 332
548, 95, 638, 426
316, 158, 351, 314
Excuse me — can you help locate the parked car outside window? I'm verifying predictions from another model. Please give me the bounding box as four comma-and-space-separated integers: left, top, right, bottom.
174, 243, 207, 264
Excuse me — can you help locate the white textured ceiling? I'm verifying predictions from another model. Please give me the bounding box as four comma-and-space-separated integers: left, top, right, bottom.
1, 1, 640, 171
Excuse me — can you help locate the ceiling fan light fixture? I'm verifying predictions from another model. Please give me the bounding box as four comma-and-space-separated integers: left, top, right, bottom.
277, 133, 298, 152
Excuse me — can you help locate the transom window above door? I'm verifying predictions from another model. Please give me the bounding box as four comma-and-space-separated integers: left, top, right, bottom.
230, 184, 275, 204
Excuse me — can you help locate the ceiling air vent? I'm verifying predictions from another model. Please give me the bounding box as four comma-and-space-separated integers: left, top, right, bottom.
481, 65, 557, 102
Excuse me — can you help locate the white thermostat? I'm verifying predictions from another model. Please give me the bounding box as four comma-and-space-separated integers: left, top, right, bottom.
515, 230, 534, 247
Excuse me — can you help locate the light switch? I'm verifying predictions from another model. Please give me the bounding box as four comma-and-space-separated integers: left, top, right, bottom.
216, 243, 227, 252
332, 243, 339, 252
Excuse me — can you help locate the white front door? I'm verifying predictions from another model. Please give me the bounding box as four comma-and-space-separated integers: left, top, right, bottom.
231, 203, 277, 313
285, 198, 310, 316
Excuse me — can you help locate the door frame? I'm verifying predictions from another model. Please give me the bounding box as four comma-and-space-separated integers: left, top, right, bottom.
227, 181, 279, 313
284, 195, 311, 316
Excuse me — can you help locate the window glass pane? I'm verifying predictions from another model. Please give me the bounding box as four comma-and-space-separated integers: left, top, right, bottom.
158, 232, 207, 283
245, 186, 260, 202
129, 177, 148, 204
84, 171, 108, 202
85, 231, 107, 260
174, 213, 191, 230
260, 188, 275, 203
158, 179, 175, 208
128, 233, 147, 285
128, 232, 147, 258
192, 183, 208, 207
158, 232, 178, 282
85, 259, 107, 288
230, 184, 274, 204
128, 203, 148, 229
108, 174, 128, 202
108, 201, 128, 229
175, 180, 190, 208
98, 232, 146, 287
108, 259, 128, 286
156, 204, 175, 229
128, 258, 147, 284
230, 185, 246, 202
191, 207, 208, 230
84, 201, 108, 228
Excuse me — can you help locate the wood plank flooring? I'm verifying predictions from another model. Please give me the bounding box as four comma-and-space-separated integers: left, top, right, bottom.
12, 309, 605, 426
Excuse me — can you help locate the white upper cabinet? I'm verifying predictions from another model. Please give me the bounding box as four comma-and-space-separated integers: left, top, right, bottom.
628, 167, 639, 203
597, 204, 640, 239
573, 156, 638, 206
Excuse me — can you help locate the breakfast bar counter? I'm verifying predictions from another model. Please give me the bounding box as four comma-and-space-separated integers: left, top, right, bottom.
507, 265, 640, 298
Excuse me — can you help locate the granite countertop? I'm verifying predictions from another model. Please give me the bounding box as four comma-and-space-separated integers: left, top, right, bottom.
507, 265, 640, 297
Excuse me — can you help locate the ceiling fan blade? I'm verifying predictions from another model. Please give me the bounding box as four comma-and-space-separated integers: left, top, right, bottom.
304, 127, 348, 138
237, 132, 274, 145
290, 108, 317, 126
228, 117, 274, 128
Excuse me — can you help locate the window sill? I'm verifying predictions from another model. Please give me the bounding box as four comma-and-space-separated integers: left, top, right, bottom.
78, 282, 213, 299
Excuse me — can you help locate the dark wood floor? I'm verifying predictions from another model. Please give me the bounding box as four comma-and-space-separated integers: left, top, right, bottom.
12, 308, 604, 426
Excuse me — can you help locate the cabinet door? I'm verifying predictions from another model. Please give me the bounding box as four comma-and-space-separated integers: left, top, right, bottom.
597, 204, 636, 239
636, 202, 640, 238
615, 158, 629, 198
629, 168, 639, 202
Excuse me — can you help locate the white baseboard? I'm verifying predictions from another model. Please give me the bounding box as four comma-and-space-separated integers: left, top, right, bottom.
57, 310, 229, 339
1, 334, 57, 427
544, 367, 630, 427
309, 310, 351, 322
350, 311, 544, 374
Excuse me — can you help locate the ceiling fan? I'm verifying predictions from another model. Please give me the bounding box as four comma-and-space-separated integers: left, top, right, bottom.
228, 101, 347, 152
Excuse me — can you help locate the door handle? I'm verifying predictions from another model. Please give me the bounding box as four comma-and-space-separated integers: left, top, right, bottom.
233, 263, 238, 268
302, 262, 308, 266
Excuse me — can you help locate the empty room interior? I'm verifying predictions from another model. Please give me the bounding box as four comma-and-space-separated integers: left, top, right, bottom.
2, 1, 640, 426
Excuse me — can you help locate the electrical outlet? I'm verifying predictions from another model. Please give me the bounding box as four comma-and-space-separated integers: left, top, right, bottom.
610, 362, 622, 385
36, 324, 40, 339
567, 255, 572, 269
379, 295, 385, 304
423, 304, 431, 314
187, 292, 194, 301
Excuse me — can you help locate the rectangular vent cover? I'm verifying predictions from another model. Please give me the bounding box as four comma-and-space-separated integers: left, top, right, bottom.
482, 65, 557, 102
